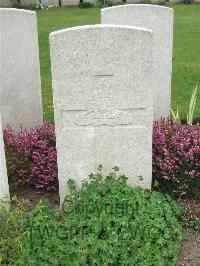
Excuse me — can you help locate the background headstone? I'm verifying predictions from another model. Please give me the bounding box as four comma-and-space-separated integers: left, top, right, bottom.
0, 114, 10, 205
20, 0, 36, 7
0, 0, 12, 7
50, 25, 153, 204
101, 5, 174, 119
126, 0, 141, 3
61, 0, 79, 6
0, 8, 43, 131
82, 0, 97, 5
169, 0, 183, 3
41, 0, 60, 7
20, 0, 59, 7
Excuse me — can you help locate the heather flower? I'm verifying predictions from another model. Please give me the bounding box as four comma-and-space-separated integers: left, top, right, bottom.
153, 119, 200, 183
3, 119, 200, 191
4, 122, 58, 191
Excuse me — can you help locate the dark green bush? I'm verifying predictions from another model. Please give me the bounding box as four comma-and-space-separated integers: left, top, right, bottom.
97, 0, 114, 7
79, 2, 94, 8
184, 0, 191, 4
0, 168, 184, 265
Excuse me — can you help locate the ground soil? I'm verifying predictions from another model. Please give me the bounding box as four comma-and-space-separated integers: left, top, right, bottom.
179, 228, 200, 266
179, 197, 200, 266
10, 185, 200, 266
10, 185, 60, 210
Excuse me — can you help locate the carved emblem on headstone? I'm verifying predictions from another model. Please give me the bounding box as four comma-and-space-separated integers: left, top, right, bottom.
75, 80, 134, 127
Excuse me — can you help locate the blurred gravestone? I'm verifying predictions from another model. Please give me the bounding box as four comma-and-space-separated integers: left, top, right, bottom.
61, 0, 79, 6
102, 5, 174, 119
0, 8, 43, 131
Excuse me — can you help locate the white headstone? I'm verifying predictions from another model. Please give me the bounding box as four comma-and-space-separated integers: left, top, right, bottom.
83, 0, 97, 5
126, 0, 141, 3
0, 9, 43, 131
0, 0, 12, 7
50, 25, 153, 204
20, 0, 36, 7
41, 0, 60, 7
101, 5, 174, 120
0, 114, 10, 205
61, 0, 79, 6
169, 0, 183, 3
21, 0, 59, 7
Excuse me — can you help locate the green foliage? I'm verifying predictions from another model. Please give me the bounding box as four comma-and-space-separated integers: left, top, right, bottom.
19, 169, 183, 265
22, 203, 62, 265
0, 169, 184, 265
141, 0, 151, 4
158, 0, 166, 5
97, 0, 113, 7
171, 83, 198, 124
32, 0, 48, 10
170, 107, 180, 121
184, 0, 191, 4
184, 219, 200, 230
188, 179, 200, 200
187, 83, 198, 125
0, 198, 27, 265
10, 0, 22, 8
79, 2, 94, 8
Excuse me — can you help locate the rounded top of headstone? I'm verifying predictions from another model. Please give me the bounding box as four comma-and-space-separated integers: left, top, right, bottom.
50, 24, 153, 39
101, 4, 173, 13
0, 8, 35, 15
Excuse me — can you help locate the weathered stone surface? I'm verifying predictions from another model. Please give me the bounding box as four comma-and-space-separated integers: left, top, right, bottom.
169, 0, 183, 3
0, 0, 12, 7
0, 114, 9, 205
50, 25, 153, 203
0, 8, 43, 131
83, 0, 97, 5
101, 5, 174, 119
20, 0, 59, 7
41, 0, 60, 7
61, 0, 79, 6
126, 0, 141, 4
20, 0, 36, 7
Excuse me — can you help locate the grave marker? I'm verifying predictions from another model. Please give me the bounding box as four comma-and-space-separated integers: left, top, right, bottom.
102, 5, 174, 119
50, 25, 153, 203
0, 8, 43, 131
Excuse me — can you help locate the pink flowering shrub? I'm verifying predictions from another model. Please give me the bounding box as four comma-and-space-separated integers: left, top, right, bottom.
3, 119, 200, 192
153, 119, 200, 185
4, 122, 58, 191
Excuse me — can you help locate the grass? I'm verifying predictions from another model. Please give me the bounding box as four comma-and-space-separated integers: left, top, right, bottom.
172, 5, 200, 121
37, 5, 200, 122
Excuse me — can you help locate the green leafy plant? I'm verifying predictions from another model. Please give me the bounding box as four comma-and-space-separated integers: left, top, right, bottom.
171, 83, 198, 124
23, 168, 183, 265
0, 168, 184, 265
79, 1, 94, 7
187, 83, 198, 125
159, 0, 166, 5
97, 0, 113, 7
32, 0, 48, 10
170, 107, 180, 121
184, 219, 200, 230
184, 0, 191, 4
0, 197, 27, 265
10, 0, 22, 8
141, 0, 151, 4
